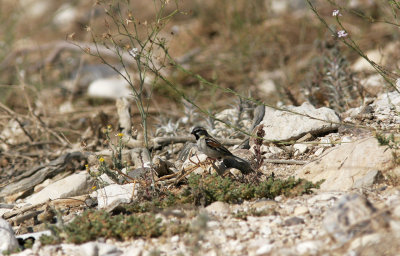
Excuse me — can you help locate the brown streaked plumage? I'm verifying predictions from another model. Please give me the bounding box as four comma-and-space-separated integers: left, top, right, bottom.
191, 126, 233, 159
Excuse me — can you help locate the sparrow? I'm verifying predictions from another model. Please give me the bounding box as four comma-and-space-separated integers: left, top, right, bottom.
191, 126, 234, 160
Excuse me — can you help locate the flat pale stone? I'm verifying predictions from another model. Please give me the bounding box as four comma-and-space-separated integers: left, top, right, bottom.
294, 143, 308, 154
294, 206, 309, 216
296, 137, 394, 191
26, 172, 93, 205
205, 201, 230, 215
0, 218, 19, 252
93, 183, 139, 209
88, 77, 131, 99
252, 102, 339, 142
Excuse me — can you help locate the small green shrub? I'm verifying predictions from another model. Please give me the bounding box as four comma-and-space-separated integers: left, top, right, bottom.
376, 133, 396, 148
125, 174, 323, 213
186, 174, 323, 206
40, 210, 172, 245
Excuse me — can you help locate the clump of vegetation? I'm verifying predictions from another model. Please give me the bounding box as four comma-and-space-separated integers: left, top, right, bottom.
186, 174, 323, 206
303, 40, 364, 113
40, 210, 188, 245
125, 192, 182, 213
376, 132, 398, 149
91, 126, 129, 184
126, 174, 323, 212
88, 125, 144, 189
375, 132, 400, 166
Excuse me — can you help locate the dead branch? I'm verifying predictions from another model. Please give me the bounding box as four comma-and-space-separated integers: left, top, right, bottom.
3, 202, 46, 219
10, 211, 42, 225
0, 152, 87, 198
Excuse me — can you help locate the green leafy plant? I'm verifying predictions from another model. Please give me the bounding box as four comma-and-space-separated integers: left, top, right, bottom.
40, 210, 187, 245
187, 174, 323, 206
376, 132, 395, 148
124, 174, 324, 213
87, 125, 132, 187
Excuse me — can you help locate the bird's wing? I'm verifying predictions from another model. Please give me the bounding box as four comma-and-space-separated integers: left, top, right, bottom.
205, 137, 233, 156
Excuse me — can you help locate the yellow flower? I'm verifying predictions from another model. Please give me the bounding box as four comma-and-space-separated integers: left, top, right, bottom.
99, 157, 105, 163
117, 133, 124, 137
92, 186, 97, 190
107, 125, 112, 130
